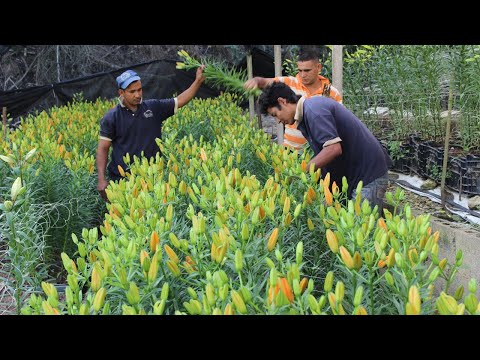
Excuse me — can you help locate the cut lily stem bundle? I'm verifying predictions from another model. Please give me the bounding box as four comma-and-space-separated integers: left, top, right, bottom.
176, 50, 262, 99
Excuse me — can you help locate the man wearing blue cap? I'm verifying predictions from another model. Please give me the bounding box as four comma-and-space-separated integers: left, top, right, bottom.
96, 66, 205, 201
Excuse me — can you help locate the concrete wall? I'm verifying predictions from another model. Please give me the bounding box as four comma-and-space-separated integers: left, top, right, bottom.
415, 211, 480, 295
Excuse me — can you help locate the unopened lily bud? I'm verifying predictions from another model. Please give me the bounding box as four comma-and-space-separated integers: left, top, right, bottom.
353, 251, 362, 270
435, 296, 449, 315
180, 239, 189, 251
167, 260, 181, 277
78, 303, 89, 315
386, 248, 396, 268
308, 278, 314, 293
161, 282, 169, 301
78, 243, 87, 258
299, 277, 308, 294
354, 286, 364, 307
42, 300, 59, 315
3, 200, 13, 211
307, 218, 315, 231
147, 257, 158, 284
91, 265, 102, 292
283, 196, 291, 216
428, 267, 440, 282
361, 198, 371, 215
454, 286, 464, 301
456, 249, 463, 267
293, 279, 301, 298
468, 278, 477, 294
440, 292, 457, 314
275, 248, 282, 262
169, 232, 180, 249
308, 295, 319, 313
122, 305, 137, 315
265, 257, 275, 269
270, 268, 278, 288
324, 271, 334, 292
118, 267, 128, 289
394, 253, 404, 268
296, 241, 303, 265
464, 293, 478, 314
284, 212, 292, 226
224, 303, 234, 315
267, 228, 279, 252
139, 249, 149, 266
240, 286, 252, 303
431, 243, 439, 256
235, 249, 243, 272
408, 248, 419, 265
231, 290, 247, 314
153, 299, 166, 315
141, 255, 151, 273
241, 223, 249, 242
187, 287, 197, 300
326, 229, 339, 253
328, 292, 337, 311
67, 274, 78, 292
126, 282, 140, 306
355, 228, 364, 247
438, 258, 447, 271
407, 285, 421, 315
355, 306, 368, 315
206, 283, 216, 306
218, 270, 228, 284
419, 250, 428, 263
164, 244, 179, 263
219, 284, 229, 301
339, 246, 354, 269
11, 177, 24, 202
179, 180, 187, 194
379, 232, 388, 250
212, 307, 222, 315
189, 299, 203, 315
293, 204, 302, 218
65, 287, 74, 306
335, 281, 345, 303
364, 251, 374, 267
93, 287, 107, 312
385, 271, 395, 287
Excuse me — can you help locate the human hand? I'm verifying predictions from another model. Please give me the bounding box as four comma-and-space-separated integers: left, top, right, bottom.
97, 179, 109, 202
196, 64, 206, 83
244, 78, 258, 90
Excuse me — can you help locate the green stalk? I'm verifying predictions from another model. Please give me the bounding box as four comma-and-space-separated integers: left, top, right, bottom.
177, 50, 262, 99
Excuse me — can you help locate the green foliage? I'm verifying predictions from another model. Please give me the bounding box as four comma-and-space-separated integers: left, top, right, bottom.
344, 45, 480, 151
18, 95, 478, 315
176, 50, 261, 98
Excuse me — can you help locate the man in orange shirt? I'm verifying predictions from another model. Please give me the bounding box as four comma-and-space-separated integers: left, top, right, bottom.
244, 48, 342, 154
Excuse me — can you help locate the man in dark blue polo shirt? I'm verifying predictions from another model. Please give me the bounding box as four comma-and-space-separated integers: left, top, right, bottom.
96, 66, 205, 201
258, 82, 391, 210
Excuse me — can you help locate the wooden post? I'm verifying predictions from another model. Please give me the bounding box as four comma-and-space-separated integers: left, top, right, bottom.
332, 45, 343, 97
440, 75, 454, 208
2, 107, 7, 141
274, 45, 283, 146
246, 50, 256, 126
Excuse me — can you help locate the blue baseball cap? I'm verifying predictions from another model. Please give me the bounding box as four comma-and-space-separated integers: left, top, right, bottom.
116, 70, 141, 89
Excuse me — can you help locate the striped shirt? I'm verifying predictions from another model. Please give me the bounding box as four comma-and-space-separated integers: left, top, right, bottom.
275, 74, 342, 153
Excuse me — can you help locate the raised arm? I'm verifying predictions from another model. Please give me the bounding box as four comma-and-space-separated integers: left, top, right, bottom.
177, 65, 206, 109
244, 76, 276, 91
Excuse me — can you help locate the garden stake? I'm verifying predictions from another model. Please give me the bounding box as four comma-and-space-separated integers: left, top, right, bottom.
440, 74, 453, 208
